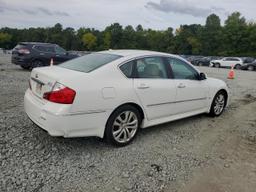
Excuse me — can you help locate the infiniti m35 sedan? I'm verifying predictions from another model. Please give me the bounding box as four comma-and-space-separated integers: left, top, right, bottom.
24, 50, 229, 146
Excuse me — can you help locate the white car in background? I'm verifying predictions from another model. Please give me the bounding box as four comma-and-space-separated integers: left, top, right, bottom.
210, 57, 243, 69
24, 50, 229, 146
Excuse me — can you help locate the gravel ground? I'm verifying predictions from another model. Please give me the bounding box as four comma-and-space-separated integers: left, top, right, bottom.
0, 53, 256, 192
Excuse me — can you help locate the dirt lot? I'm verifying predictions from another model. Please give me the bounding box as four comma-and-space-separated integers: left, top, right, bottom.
0, 53, 256, 192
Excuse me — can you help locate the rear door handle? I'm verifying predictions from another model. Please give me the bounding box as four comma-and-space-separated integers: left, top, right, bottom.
177, 83, 186, 88
138, 84, 150, 89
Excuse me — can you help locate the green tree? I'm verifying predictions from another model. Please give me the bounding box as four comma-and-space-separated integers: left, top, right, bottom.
82, 33, 97, 50
201, 14, 222, 55
105, 23, 123, 49
103, 32, 111, 49
222, 12, 248, 56
0, 32, 12, 49
174, 24, 202, 55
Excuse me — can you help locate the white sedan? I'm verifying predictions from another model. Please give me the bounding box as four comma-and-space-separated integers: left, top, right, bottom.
24, 50, 229, 146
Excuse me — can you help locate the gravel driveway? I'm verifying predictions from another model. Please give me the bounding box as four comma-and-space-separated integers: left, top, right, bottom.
1, 53, 256, 192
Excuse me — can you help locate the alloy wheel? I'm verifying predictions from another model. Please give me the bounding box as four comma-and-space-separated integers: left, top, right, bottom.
112, 111, 138, 143
213, 94, 225, 115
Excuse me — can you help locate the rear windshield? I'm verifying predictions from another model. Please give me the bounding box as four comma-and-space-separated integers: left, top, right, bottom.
14, 44, 27, 49
59, 53, 122, 73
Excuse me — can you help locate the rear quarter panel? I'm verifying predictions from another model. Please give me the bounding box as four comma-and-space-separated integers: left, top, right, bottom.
64, 63, 142, 116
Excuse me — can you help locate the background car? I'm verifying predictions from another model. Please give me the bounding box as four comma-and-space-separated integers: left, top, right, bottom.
240, 61, 256, 71
11, 42, 79, 69
24, 50, 229, 146
210, 57, 243, 69
194, 56, 223, 67
241, 57, 255, 64
186, 56, 204, 65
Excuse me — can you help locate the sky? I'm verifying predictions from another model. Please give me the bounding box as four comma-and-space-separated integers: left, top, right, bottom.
0, 0, 255, 30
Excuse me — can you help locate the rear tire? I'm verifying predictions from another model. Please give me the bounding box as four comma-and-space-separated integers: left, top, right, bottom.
234, 64, 241, 70
248, 65, 255, 71
214, 63, 220, 68
105, 105, 141, 147
31, 60, 43, 69
209, 91, 227, 117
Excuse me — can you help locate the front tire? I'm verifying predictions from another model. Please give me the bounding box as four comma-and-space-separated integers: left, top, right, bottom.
105, 105, 141, 147
209, 91, 227, 117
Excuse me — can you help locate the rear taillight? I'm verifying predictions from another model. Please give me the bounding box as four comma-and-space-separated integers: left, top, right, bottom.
43, 83, 76, 104
18, 48, 30, 54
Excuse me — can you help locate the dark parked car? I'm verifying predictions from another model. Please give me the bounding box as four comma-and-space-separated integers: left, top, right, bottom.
12, 42, 79, 69
186, 56, 204, 65
240, 61, 256, 71
242, 57, 255, 64
194, 56, 223, 66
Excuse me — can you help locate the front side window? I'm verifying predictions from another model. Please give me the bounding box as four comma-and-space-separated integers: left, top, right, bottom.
168, 58, 199, 80
60, 53, 122, 73
224, 57, 234, 61
135, 57, 168, 79
55, 46, 66, 54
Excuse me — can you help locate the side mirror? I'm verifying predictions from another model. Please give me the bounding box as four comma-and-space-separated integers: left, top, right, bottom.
65, 52, 69, 55
199, 72, 207, 80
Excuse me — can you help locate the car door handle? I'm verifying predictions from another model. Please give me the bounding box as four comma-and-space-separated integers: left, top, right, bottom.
138, 84, 150, 89
177, 83, 186, 88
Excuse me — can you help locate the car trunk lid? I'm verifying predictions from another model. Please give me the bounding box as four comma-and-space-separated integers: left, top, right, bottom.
30, 66, 85, 99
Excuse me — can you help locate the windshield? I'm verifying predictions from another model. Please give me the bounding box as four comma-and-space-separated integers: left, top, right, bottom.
59, 53, 122, 73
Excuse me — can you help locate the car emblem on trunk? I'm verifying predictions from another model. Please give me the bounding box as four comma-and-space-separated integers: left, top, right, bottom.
35, 74, 38, 78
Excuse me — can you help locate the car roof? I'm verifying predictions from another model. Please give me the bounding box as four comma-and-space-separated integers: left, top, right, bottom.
19, 42, 56, 46
99, 49, 175, 57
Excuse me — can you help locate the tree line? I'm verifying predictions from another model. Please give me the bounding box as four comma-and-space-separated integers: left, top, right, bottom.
0, 12, 256, 57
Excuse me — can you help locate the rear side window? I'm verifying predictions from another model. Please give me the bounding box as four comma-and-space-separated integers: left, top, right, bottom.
120, 61, 133, 78
14, 44, 27, 49
59, 53, 122, 73
45, 47, 55, 53
34, 46, 54, 53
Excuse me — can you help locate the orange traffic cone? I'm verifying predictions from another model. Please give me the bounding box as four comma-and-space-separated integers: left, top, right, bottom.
50, 58, 53, 66
228, 65, 235, 79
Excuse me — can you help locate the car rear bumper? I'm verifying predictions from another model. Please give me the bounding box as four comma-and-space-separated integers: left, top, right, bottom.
11, 56, 31, 66
24, 89, 108, 138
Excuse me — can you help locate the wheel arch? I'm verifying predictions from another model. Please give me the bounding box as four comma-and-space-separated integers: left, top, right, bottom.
109, 102, 145, 121
103, 102, 146, 140
30, 58, 45, 66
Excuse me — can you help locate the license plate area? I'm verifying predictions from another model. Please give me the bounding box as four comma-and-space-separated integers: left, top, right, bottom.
36, 83, 42, 95
31, 77, 45, 98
